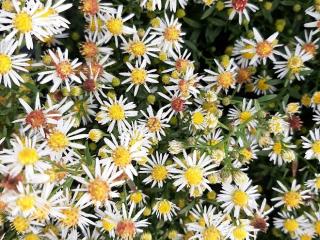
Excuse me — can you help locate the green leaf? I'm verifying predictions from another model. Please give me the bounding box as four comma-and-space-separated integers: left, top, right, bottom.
183, 17, 202, 28
201, 6, 214, 20
258, 94, 278, 103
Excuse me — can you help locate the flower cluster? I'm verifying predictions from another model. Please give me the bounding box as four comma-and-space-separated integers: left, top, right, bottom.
0, 0, 319, 239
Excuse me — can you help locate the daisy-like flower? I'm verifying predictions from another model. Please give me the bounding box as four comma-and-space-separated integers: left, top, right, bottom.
227, 99, 258, 130
0, 38, 29, 88
268, 113, 290, 136
235, 137, 259, 164
305, 209, 320, 237
152, 15, 185, 56
95, 208, 117, 238
140, 0, 162, 11
166, 67, 202, 98
139, 151, 174, 188
272, 180, 310, 211
80, 0, 116, 22
242, 28, 281, 65
203, 58, 238, 93
311, 91, 320, 110
189, 108, 207, 131
165, 0, 188, 12
187, 205, 230, 240
274, 45, 312, 81
101, 5, 135, 47
152, 199, 179, 221
127, 190, 148, 207
120, 60, 158, 96
263, 136, 296, 165
73, 158, 124, 208
8, 214, 43, 235
121, 28, 159, 64
163, 49, 194, 74
225, 0, 259, 25
251, 199, 274, 234
58, 189, 96, 234
302, 128, 320, 160
38, 48, 82, 92
45, 118, 87, 160
139, 106, 170, 141
232, 38, 257, 67
97, 95, 137, 133
14, 93, 60, 137
274, 211, 309, 238
0, 135, 50, 182
170, 150, 216, 197
0, 0, 51, 49
252, 72, 276, 95
102, 133, 148, 180
295, 30, 319, 57
312, 110, 320, 124
71, 96, 98, 126
228, 219, 256, 240
306, 173, 320, 194
217, 180, 260, 218
105, 203, 149, 240
80, 32, 114, 60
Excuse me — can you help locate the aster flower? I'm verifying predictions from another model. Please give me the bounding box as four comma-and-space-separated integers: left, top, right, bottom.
272, 180, 310, 211
120, 60, 159, 96
295, 30, 319, 57
227, 219, 256, 240
38, 48, 82, 92
252, 72, 276, 95
0, 38, 29, 88
306, 173, 320, 194
217, 180, 260, 218
302, 128, 320, 160
170, 150, 216, 197
225, 0, 259, 25
232, 37, 257, 67
165, 0, 188, 12
152, 199, 179, 221
163, 49, 194, 74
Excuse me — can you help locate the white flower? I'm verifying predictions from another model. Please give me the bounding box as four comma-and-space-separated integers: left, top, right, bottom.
73, 158, 124, 208
165, 0, 188, 12
228, 219, 256, 240
217, 180, 260, 218
0, 38, 29, 88
305, 11, 320, 29
120, 60, 158, 96
153, 199, 179, 221
152, 15, 185, 56
139, 151, 174, 188
295, 30, 319, 57
163, 49, 193, 74
227, 99, 257, 130
252, 72, 276, 95
232, 37, 257, 67
38, 48, 82, 92
302, 128, 320, 160
170, 150, 216, 197
272, 180, 310, 211
225, 0, 258, 25
97, 95, 137, 133
305, 173, 320, 194
274, 45, 312, 81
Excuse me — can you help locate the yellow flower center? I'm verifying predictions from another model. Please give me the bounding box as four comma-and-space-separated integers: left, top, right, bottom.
198, 217, 206, 227
273, 142, 282, 155
108, 104, 125, 120
24, 233, 40, 240
241, 44, 255, 59
283, 191, 301, 208
164, 26, 180, 41
314, 221, 320, 235
112, 146, 132, 167
256, 41, 273, 57
18, 147, 39, 165
192, 112, 204, 125
147, 117, 161, 132
61, 207, 79, 228
315, 177, 320, 189
157, 200, 172, 214
300, 234, 312, 240
232, 190, 248, 207
14, 12, 32, 33
129, 41, 146, 56
88, 178, 109, 202
2, 0, 14, 12
35, 7, 56, 18
239, 111, 252, 123
0, 54, 12, 74
131, 68, 147, 85
240, 148, 253, 161
12, 216, 29, 233
33, 206, 49, 221
56, 61, 73, 80
217, 72, 234, 89
312, 140, 320, 154
232, 227, 247, 240
175, 59, 189, 73
16, 195, 35, 212
48, 131, 69, 152
203, 227, 221, 240
106, 18, 123, 35
287, 56, 303, 74
284, 219, 299, 233
184, 167, 203, 186
152, 165, 168, 181
102, 217, 115, 232
130, 192, 143, 204
257, 79, 270, 91
89, 18, 103, 32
